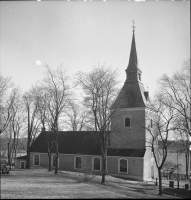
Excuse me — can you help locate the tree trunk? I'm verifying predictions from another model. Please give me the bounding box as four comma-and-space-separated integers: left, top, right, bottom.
158, 169, 163, 195
101, 149, 107, 184
26, 135, 31, 169
185, 151, 189, 180
26, 109, 31, 169
48, 153, 52, 171
14, 148, 17, 169
54, 137, 59, 174
7, 142, 11, 166
46, 132, 52, 171
13, 131, 17, 169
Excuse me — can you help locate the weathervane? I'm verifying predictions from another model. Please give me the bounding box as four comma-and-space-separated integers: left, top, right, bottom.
132, 20, 136, 32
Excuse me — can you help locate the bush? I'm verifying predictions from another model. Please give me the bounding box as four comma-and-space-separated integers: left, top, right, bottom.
78, 172, 95, 183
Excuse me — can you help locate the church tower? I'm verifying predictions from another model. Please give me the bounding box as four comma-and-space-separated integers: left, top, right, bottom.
109, 24, 154, 181
110, 26, 150, 150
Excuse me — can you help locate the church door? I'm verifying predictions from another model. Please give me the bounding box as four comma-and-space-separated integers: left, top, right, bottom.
21, 161, 25, 169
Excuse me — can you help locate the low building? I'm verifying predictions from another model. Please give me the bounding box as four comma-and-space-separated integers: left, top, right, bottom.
30, 131, 147, 180
15, 155, 27, 169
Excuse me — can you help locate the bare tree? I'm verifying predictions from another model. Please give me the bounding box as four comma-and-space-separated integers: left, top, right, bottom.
9, 88, 26, 167
0, 76, 14, 134
158, 59, 190, 185
76, 65, 119, 183
41, 64, 71, 174
32, 84, 55, 171
144, 93, 177, 195
158, 59, 190, 136
65, 101, 90, 131
0, 75, 13, 104
0, 87, 23, 167
23, 91, 41, 169
174, 122, 190, 180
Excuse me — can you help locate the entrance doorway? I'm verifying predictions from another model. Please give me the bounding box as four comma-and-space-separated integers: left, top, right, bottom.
21, 161, 25, 169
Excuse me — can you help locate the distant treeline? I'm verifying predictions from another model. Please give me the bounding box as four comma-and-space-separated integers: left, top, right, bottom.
158, 140, 188, 152
0, 137, 27, 152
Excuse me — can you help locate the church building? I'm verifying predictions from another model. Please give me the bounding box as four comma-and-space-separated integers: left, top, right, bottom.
16, 29, 155, 181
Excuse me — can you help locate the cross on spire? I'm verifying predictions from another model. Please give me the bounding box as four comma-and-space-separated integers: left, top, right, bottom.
132, 20, 136, 32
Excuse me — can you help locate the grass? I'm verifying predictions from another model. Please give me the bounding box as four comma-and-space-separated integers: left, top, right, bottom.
1, 168, 187, 199
163, 188, 190, 199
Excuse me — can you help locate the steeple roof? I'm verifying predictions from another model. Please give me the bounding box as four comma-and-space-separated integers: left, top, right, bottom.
126, 31, 141, 74
111, 29, 149, 109
111, 81, 149, 108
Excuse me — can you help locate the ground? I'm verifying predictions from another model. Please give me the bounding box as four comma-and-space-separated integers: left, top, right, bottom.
0, 169, 190, 199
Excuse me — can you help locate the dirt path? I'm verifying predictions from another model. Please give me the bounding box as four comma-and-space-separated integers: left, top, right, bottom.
1, 169, 181, 199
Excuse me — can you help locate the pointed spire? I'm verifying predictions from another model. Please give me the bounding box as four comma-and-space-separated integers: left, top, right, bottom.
127, 31, 138, 72
125, 21, 142, 82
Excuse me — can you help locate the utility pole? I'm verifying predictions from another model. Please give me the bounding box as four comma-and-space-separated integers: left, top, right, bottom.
189, 57, 191, 198
189, 137, 191, 197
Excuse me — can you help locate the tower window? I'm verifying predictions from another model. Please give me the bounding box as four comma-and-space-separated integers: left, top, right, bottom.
125, 117, 130, 127
52, 155, 59, 167
138, 73, 141, 81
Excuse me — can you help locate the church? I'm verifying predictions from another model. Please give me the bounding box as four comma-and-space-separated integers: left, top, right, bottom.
16, 29, 156, 181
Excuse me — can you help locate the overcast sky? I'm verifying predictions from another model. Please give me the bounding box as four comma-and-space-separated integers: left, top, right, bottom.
0, 0, 190, 97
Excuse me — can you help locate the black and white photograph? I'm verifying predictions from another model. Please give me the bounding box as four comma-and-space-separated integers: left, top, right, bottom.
0, 0, 190, 199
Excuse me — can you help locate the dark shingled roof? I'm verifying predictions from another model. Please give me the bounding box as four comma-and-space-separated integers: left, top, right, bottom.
108, 148, 146, 157
30, 131, 145, 157
111, 81, 147, 109
126, 31, 141, 74
31, 131, 101, 155
16, 155, 27, 160
111, 31, 150, 109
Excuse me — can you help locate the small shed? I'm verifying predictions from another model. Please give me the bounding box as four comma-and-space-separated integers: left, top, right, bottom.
15, 155, 27, 169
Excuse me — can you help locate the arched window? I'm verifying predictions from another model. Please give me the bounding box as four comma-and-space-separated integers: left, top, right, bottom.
125, 117, 130, 127
118, 159, 128, 173
92, 157, 101, 171
75, 156, 82, 169
138, 73, 141, 81
33, 154, 40, 166
52, 155, 59, 168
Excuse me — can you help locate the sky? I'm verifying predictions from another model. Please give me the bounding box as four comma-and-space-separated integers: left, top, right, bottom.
0, 0, 190, 98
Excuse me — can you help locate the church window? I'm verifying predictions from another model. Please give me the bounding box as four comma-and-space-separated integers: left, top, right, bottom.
125, 117, 131, 127
75, 156, 82, 169
33, 154, 40, 166
138, 73, 141, 81
118, 159, 128, 173
52, 155, 59, 167
92, 157, 101, 171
